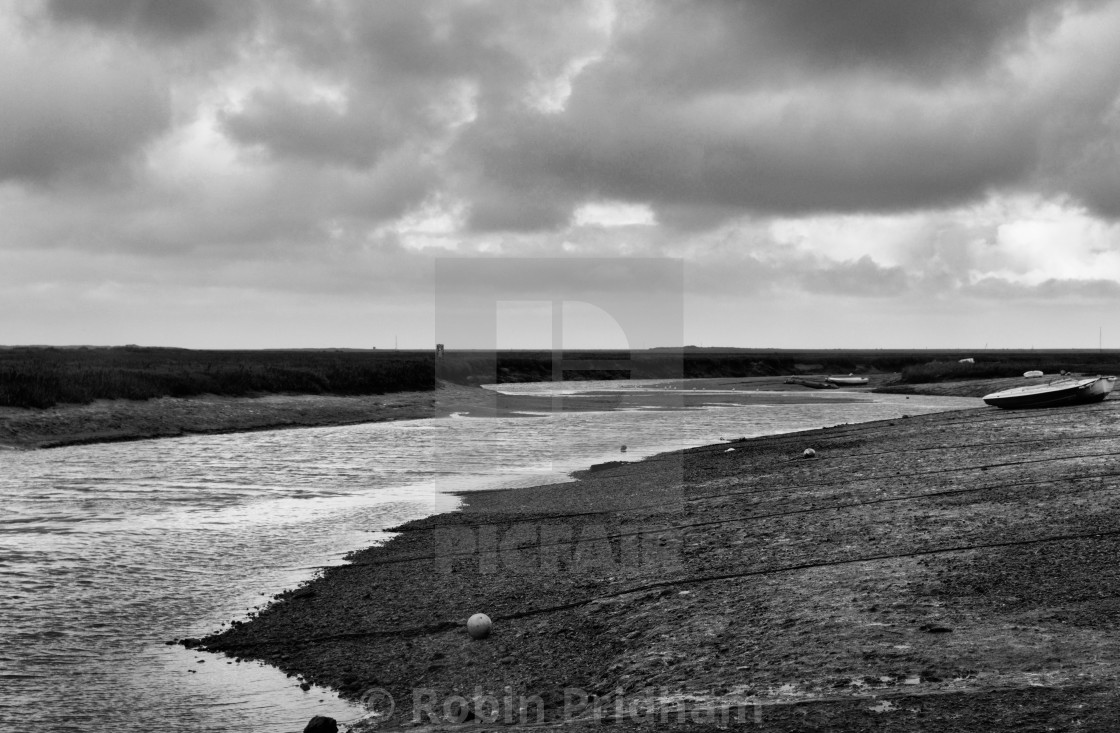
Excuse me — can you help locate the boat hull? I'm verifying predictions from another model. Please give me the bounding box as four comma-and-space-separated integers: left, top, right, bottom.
784, 377, 838, 389
982, 376, 1116, 409
826, 376, 869, 386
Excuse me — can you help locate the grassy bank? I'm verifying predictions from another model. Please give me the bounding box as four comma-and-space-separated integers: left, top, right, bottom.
898, 354, 1120, 384
437, 348, 931, 384
0, 347, 435, 408
4, 346, 1119, 410
441, 348, 1120, 386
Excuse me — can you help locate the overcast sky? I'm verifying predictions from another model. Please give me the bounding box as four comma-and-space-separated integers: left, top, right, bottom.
3, 0, 1120, 350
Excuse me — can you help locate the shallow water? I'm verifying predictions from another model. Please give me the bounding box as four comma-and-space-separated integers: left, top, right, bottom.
0, 384, 979, 731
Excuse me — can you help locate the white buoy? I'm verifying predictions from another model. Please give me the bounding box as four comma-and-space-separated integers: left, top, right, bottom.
467, 613, 492, 639
803, 448, 817, 459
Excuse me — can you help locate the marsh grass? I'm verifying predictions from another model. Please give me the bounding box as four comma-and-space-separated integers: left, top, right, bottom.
436, 351, 801, 383
899, 357, 1120, 384
5, 346, 1119, 408
0, 347, 435, 408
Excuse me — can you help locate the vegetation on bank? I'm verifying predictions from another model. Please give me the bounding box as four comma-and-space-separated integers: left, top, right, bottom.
4, 346, 1119, 408
440, 349, 1120, 385
0, 347, 435, 409
436, 351, 798, 383
898, 355, 1120, 384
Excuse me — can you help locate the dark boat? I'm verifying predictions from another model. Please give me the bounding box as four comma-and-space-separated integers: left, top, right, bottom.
784, 377, 839, 389
982, 376, 1116, 409
826, 375, 870, 386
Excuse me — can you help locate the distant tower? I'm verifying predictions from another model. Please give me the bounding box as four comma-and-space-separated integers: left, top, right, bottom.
436, 343, 445, 358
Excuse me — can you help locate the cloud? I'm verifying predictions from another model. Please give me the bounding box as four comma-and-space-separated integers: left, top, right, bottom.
45, 0, 241, 42
599, 0, 1057, 101
966, 276, 1120, 300
0, 25, 170, 185
798, 255, 908, 297
222, 90, 391, 169
22, 0, 1120, 230
704, 0, 1074, 79
3, 0, 1120, 349
1025, 4, 1120, 219
458, 79, 1039, 231
446, 0, 1120, 230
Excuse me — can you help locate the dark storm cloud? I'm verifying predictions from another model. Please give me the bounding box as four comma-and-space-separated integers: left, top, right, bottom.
106, 152, 438, 258
6, 0, 1120, 349
458, 88, 1036, 232
466, 190, 575, 232
46, 0, 230, 41
1068, 163, 1120, 219
449, 0, 1120, 231
726, 0, 1073, 78
39, 0, 1112, 236
1042, 125, 1120, 220
215, 2, 594, 163
208, 0, 615, 229
13, 0, 1120, 233
0, 48, 169, 185
222, 91, 390, 169
606, 0, 1062, 92
255, 0, 598, 107
7, 1, 1120, 269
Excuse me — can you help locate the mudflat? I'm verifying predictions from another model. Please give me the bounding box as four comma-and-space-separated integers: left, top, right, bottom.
197, 392, 1120, 732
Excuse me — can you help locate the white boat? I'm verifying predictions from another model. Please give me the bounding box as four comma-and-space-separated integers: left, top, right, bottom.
982, 375, 1116, 409
826, 375, 869, 386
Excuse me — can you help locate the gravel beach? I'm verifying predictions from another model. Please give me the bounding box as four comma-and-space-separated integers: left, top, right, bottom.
195, 385, 1120, 732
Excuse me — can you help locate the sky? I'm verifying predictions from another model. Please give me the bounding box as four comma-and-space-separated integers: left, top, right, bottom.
2, 0, 1120, 350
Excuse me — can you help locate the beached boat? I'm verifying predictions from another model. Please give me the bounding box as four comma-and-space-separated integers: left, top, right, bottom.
982, 375, 1116, 409
784, 377, 839, 389
826, 375, 870, 386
